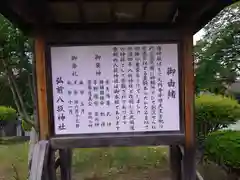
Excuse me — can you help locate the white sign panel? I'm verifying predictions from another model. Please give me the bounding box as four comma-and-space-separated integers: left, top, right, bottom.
50, 44, 180, 135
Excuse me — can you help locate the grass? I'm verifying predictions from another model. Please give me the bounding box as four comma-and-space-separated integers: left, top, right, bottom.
0, 142, 29, 180
72, 147, 169, 179
0, 141, 169, 180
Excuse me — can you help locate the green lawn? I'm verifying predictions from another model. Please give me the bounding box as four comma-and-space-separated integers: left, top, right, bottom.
0, 142, 29, 180
0, 141, 170, 180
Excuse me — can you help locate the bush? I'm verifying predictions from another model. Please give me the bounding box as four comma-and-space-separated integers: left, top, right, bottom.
195, 94, 240, 142
204, 131, 240, 172
0, 106, 17, 121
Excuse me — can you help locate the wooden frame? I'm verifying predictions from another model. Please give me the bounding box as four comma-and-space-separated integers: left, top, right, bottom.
34, 28, 196, 179
45, 42, 183, 136
37, 29, 186, 148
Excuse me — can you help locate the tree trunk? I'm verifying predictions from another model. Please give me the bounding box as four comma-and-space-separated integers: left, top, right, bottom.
8, 68, 33, 125
1, 56, 35, 128
28, 74, 35, 107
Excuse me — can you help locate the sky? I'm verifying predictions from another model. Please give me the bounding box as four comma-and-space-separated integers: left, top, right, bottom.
193, 29, 205, 45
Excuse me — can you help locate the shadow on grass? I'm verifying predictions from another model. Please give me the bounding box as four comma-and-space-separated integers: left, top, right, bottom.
0, 136, 29, 145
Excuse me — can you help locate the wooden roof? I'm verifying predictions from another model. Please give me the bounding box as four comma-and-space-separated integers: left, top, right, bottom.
0, 0, 234, 35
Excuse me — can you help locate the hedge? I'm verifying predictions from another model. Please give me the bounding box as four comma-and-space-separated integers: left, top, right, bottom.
195, 94, 240, 142
204, 130, 240, 171
0, 106, 17, 121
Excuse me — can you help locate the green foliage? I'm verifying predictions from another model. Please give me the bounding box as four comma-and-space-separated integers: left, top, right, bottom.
0, 14, 34, 114
195, 94, 240, 143
204, 130, 240, 170
0, 106, 17, 121
21, 120, 32, 131
195, 2, 240, 94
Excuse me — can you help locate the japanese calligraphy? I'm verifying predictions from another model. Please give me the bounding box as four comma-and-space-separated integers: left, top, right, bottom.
51, 44, 180, 135
95, 54, 102, 76
167, 66, 177, 99
156, 46, 164, 128
113, 47, 120, 130
127, 46, 135, 130
55, 76, 66, 131
71, 55, 78, 77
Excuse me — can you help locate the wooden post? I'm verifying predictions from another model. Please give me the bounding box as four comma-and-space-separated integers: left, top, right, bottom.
47, 148, 57, 180
35, 37, 50, 140
170, 145, 182, 180
59, 149, 72, 180
182, 29, 196, 180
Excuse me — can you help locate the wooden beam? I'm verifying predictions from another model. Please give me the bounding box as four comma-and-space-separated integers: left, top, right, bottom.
35, 37, 50, 140
182, 28, 195, 151
50, 133, 184, 149
45, 22, 177, 31
182, 29, 196, 180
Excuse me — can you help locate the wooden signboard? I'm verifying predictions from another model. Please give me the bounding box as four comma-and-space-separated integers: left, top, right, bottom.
32, 30, 194, 179
43, 32, 186, 148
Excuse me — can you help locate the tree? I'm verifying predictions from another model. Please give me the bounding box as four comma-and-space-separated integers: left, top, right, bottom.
0, 14, 35, 128
195, 2, 240, 94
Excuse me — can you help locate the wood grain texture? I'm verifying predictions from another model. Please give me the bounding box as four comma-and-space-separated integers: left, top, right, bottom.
35, 37, 50, 140
182, 29, 196, 180
50, 133, 184, 149
182, 31, 195, 148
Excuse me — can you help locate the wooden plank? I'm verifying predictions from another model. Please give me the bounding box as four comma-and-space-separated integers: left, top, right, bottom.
29, 143, 40, 180
35, 37, 50, 140
29, 141, 49, 180
45, 28, 181, 45
50, 133, 184, 149
44, 22, 178, 31
28, 128, 39, 168
37, 141, 49, 180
